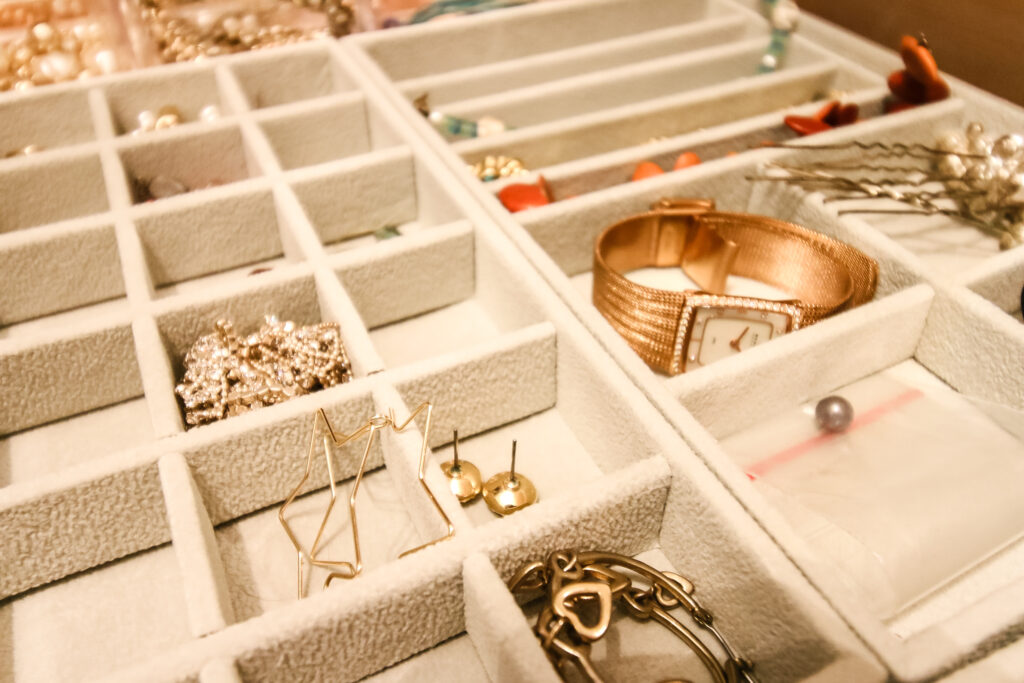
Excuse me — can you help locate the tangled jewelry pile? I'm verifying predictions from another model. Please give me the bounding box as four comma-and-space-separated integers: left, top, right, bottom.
175, 316, 351, 427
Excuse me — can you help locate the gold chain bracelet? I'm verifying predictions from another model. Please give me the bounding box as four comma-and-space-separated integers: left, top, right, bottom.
509, 550, 758, 683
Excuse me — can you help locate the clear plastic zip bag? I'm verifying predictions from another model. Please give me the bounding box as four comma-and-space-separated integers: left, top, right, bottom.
723, 360, 1024, 620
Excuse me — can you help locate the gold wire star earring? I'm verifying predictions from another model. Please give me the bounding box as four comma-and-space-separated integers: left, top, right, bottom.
278, 402, 454, 598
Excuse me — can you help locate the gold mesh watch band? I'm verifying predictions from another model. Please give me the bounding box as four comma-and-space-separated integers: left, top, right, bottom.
592, 199, 879, 375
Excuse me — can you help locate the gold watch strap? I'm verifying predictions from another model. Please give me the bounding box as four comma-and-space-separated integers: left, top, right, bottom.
592, 199, 878, 374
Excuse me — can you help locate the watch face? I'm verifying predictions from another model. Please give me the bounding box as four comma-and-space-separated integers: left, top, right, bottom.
671, 295, 802, 374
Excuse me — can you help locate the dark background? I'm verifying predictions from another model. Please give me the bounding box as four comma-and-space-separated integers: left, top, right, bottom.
801, 0, 1024, 107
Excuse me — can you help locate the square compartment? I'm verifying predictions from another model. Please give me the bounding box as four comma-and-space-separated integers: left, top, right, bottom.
0, 320, 144, 436
216, 466, 422, 620
0, 219, 126, 327
0, 544, 191, 681
103, 66, 225, 136
0, 153, 109, 232
0, 397, 153, 490
334, 221, 543, 369
257, 94, 375, 171
230, 47, 355, 109
291, 148, 454, 249
118, 125, 262, 205
0, 88, 96, 154
428, 409, 604, 528
152, 271, 372, 430
133, 184, 300, 296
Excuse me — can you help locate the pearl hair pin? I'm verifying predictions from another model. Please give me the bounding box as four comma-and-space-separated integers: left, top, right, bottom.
750, 122, 1024, 249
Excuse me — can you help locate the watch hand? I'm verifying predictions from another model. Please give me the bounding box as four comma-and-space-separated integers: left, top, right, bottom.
729, 326, 750, 351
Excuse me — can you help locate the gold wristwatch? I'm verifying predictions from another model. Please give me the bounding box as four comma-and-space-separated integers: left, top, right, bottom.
593, 199, 878, 375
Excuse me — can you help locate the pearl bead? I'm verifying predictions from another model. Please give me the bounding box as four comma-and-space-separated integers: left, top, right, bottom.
31, 51, 78, 82
428, 110, 443, 124
136, 109, 157, 131
198, 104, 221, 122
993, 134, 1024, 161
937, 154, 967, 178
966, 122, 985, 140
815, 396, 854, 433
771, 0, 800, 31
475, 115, 506, 137
936, 131, 965, 153
31, 22, 57, 47
969, 135, 993, 156
965, 163, 995, 189
760, 54, 777, 70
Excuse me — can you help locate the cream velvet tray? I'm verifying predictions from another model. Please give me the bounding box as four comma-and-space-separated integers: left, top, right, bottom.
345, 0, 1024, 681
1, 2, 1022, 683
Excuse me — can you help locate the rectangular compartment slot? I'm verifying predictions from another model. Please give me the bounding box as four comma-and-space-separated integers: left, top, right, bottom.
454, 63, 839, 170
396, 14, 756, 105
362, 0, 719, 80
438, 39, 860, 134
498, 89, 890, 203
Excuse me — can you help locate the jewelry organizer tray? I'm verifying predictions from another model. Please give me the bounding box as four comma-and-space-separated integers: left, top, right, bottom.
0, 4, 1021, 683
0, 36, 890, 683
346, 0, 1024, 680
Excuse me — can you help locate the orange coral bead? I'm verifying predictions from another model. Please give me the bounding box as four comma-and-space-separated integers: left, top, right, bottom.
888, 70, 928, 104
899, 35, 941, 86
498, 177, 551, 213
784, 115, 832, 136
632, 161, 664, 181
673, 152, 701, 169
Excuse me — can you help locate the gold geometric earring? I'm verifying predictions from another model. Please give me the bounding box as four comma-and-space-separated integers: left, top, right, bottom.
483, 440, 538, 516
440, 429, 483, 503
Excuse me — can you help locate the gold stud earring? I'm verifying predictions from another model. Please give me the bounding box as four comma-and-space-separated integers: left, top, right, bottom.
483, 440, 538, 516
440, 429, 482, 503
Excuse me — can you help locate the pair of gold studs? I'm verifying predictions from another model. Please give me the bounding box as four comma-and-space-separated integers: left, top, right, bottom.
440, 430, 538, 516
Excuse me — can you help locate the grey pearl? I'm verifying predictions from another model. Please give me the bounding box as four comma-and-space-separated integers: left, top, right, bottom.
815, 396, 853, 433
